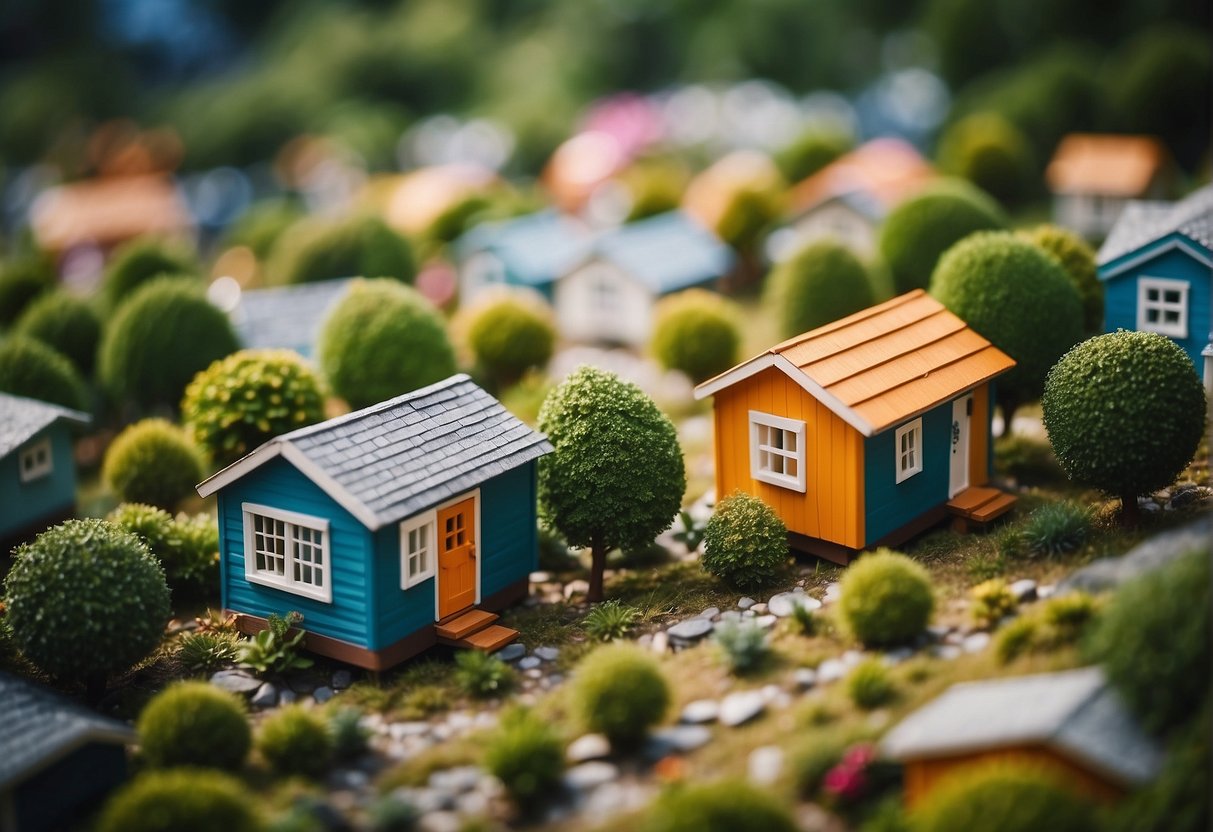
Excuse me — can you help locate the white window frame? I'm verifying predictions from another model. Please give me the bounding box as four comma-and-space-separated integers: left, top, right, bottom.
18, 438, 53, 483
1137, 277, 1189, 339
895, 418, 923, 484
241, 503, 332, 603
748, 410, 807, 493
586, 264, 622, 315
400, 509, 437, 590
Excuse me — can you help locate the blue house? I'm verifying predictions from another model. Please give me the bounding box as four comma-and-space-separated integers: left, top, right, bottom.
455, 211, 592, 303
0, 393, 89, 544
1098, 184, 1213, 368
196, 375, 552, 669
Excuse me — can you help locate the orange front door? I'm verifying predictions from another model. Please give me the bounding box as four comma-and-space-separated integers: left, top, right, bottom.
437, 498, 476, 619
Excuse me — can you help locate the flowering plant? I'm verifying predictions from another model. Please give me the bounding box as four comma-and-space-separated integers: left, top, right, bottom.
822, 743, 877, 805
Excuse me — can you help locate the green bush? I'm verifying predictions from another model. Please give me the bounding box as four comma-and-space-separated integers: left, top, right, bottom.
969, 578, 1017, 628
1018, 225, 1103, 337
775, 128, 853, 183
107, 503, 218, 595
318, 279, 456, 409
993, 616, 1039, 664
367, 796, 420, 832
98, 278, 240, 415
766, 240, 875, 339
101, 237, 199, 312
137, 681, 251, 770
912, 762, 1098, 832
838, 549, 934, 647
878, 180, 1007, 295
1020, 502, 1090, 557
846, 658, 896, 709
936, 113, 1035, 206
1085, 549, 1209, 735
257, 705, 334, 779
995, 592, 1100, 664
572, 643, 669, 749
649, 289, 742, 383
268, 215, 414, 286
0, 334, 88, 411
222, 199, 304, 261
0, 255, 53, 328
584, 599, 641, 642
701, 492, 788, 590
482, 707, 565, 806
181, 349, 327, 467
791, 735, 848, 797
3, 519, 170, 692
714, 619, 770, 675
330, 706, 371, 761
1109, 708, 1210, 832
97, 769, 264, 832
103, 420, 206, 510
1042, 331, 1206, 522
13, 291, 102, 376
642, 780, 798, 832
178, 631, 241, 675
453, 650, 515, 698
461, 290, 556, 390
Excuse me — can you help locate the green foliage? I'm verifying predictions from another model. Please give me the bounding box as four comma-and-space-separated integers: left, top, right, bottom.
257, 705, 334, 779
766, 239, 875, 339
181, 349, 327, 467
713, 176, 786, 254
103, 420, 206, 511
137, 681, 251, 770
268, 215, 414, 286
994, 592, 1100, 663
1020, 502, 1090, 557
994, 434, 1066, 488
774, 128, 853, 183
367, 795, 421, 832
1042, 331, 1206, 508
107, 503, 218, 596
572, 643, 669, 748
791, 736, 847, 797
0, 255, 53, 328
13, 291, 102, 376
482, 707, 565, 807
878, 180, 1007, 295
583, 599, 640, 642
1109, 708, 1210, 832
537, 525, 576, 572
846, 658, 896, 709
671, 509, 707, 554
789, 602, 818, 636
329, 706, 371, 761
701, 492, 788, 590
838, 549, 934, 647
98, 278, 240, 415
318, 279, 456, 410
936, 112, 1035, 206
222, 200, 304, 260
97, 769, 264, 832
100, 237, 199, 312
911, 762, 1098, 832
0, 334, 88, 411
642, 780, 798, 832
1018, 225, 1103, 337
452, 650, 515, 698
461, 290, 555, 390
3, 519, 170, 688
969, 579, 1017, 628
238, 611, 314, 674
1085, 549, 1210, 735
993, 617, 1039, 664
714, 619, 770, 675
649, 288, 742, 383
178, 631, 241, 675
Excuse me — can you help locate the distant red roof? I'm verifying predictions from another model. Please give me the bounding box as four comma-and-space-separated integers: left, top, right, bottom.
788, 138, 936, 217
31, 174, 192, 253
1046, 134, 1170, 197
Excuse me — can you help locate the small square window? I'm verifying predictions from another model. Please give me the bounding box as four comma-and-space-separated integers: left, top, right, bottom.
895, 418, 923, 484
401, 512, 437, 590
749, 411, 807, 492
242, 504, 331, 603
1137, 277, 1188, 339
18, 438, 53, 483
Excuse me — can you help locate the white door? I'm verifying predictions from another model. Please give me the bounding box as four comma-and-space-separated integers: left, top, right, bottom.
949, 395, 971, 498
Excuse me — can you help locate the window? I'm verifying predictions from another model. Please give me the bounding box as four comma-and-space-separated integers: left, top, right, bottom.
587, 266, 621, 315
895, 418, 923, 483
749, 410, 807, 492
242, 503, 331, 603
400, 511, 436, 590
18, 438, 52, 483
1138, 277, 1189, 339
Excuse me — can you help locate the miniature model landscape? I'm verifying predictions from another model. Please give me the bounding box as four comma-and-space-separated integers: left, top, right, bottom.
0, 4, 1211, 832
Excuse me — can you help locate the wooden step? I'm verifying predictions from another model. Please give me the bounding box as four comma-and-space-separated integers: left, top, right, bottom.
435, 609, 498, 640
946, 486, 1002, 517
969, 492, 1018, 523
453, 624, 519, 652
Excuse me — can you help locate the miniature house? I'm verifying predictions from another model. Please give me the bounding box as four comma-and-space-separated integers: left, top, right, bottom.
693, 291, 1017, 563
1097, 184, 1212, 369
218, 277, 355, 359
0, 393, 89, 544
196, 374, 552, 670
455, 211, 592, 304
882, 666, 1163, 807
1046, 134, 1172, 241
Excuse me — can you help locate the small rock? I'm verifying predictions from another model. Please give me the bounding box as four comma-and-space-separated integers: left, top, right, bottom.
926, 624, 952, 641
1140, 500, 1161, 513
749, 603, 769, 615
210, 670, 262, 695
429, 766, 481, 795
697, 606, 721, 620
518, 656, 542, 670
331, 669, 352, 690
313, 686, 334, 704
883, 647, 914, 666
498, 643, 526, 662
748, 745, 784, 786
680, 699, 719, 724
823, 583, 841, 603
564, 579, 590, 599
647, 724, 712, 755
667, 617, 714, 643
934, 644, 963, 660
1170, 484, 1200, 509
279, 690, 298, 705
563, 761, 619, 792
719, 690, 766, 727
1037, 584, 1055, 600
719, 610, 742, 623
392, 786, 452, 815
389, 722, 431, 740
534, 646, 560, 662
738, 597, 756, 610
793, 667, 817, 690
754, 614, 778, 629
567, 733, 611, 763
251, 682, 278, 708
418, 811, 462, 832
524, 668, 543, 679
455, 791, 490, 816
650, 631, 669, 654
1009, 579, 1037, 602
331, 768, 370, 791
841, 650, 865, 667
529, 571, 552, 583
962, 632, 991, 653
816, 659, 846, 684
742, 609, 756, 618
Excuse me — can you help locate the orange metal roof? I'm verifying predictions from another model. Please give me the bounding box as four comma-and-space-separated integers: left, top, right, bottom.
787, 137, 936, 217
30, 174, 192, 253
1046, 134, 1169, 197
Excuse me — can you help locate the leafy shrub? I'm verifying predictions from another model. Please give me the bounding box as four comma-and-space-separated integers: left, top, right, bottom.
789, 602, 818, 636
367, 796, 420, 832
98, 278, 240, 415
994, 592, 1099, 664
993, 434, 1066, 487
482, 707, 565, 807
13, 291, 102, 376
137, 681, 251, 770
649, 289, 742, 383
970, 578, 1017, 628
572, 643, 669, 748
460, 290, 556, 390
178, 630, 241, 675
1020, 502, 1090, 557
97, 769, 264, 832
766, 239, 875, 339
238, 611, 313, 675
0, 255, 53, 327
791, 736, 848, 797
103, 420, 206, 510
701, 492, 788, 590
671, 509, 707, 554
397, 684, 450, 721
318, 279, 456, 409
912, 762, 1098, 832
107, 503, 219, 596
3, 519, 170, 693
329, 706, 370, 761
257, 705, 334, 779
846, 658, 896, 709
993, 616, 1039, 664
222, 199, 303, 260
181, 349, 326, 467
100, 237, 199, 312
453, 650, 515, 698
268, 215, 415, 286
714, 619, 770, 675
838, 549, 934, 647
1041, 593, 1099, 639
775, 128, 853, 183
642, 780, 797, 832
1018, 225, 1103, 337
1109, 707, 1210, 832
584, 599, 640, 642
936, 112, 1035, 206
0, 334, 88, 411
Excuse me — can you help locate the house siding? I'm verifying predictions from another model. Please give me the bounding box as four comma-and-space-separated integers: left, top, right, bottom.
864, 399, 952, 544
0, 424, 76, 540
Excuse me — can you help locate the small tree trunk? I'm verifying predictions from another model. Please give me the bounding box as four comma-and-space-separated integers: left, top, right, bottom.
996, 393, 1020, 439
587, 535, 607, 603
1120, 492, 1141, 528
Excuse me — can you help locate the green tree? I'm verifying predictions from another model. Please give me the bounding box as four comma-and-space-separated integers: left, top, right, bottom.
0, 335, 88, 412
13, 291, 102, 377
0, 255, 54, 328
1018, 225, 1103, 337
774, 128, 853, 184
936, 112, 1036, 207
103, 420, 206, 510
460, 290, 556, 392
766, 239, 875, 338
100, 237, 199, 312
649, 289, 742, 383
267, 215, 415, 286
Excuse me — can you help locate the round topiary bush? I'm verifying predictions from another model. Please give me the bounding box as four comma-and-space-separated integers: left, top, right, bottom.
912, 762, 1099, 832
3, 519, 170, 694
1018, 225, 1103, 337
572, 643, 669, 749
936, 112, 1036, 207
257, 704, 334, 779
318, 278, 456, 410
103, 419, 206, 510
107, 503, 218, 595
701, 492, 788, 590
846, 657, 896, 709
878, 179, 1007, 295
649, 289, 742, 383
97, 769, 264, 832
774, 128, 853, 183
267, 215, 415, 286
137, 681, 251, 770
0, 334, 88, 411
181, 349, 326, 467
766, 239, 875, 338
642, 780, 798, 832
100, 237, 199, 312
460, 290, 556, 390
13, 291, 103, 376
98, 278, 240, 415
482, 707, 565, 808
0, 255, 53, 328
838, 549, 934, 647
930, 231, 1084, 429
1041, 331, 1206, 524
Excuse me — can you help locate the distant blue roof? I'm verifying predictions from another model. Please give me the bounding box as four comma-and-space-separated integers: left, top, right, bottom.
230, 278, 355, 357
0, 392, 90, 459
1098, 184, 1213, 269
590, 211, 736, 294
457, 211, 592, 287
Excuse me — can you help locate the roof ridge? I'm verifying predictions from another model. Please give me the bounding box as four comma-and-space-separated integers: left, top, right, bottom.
771, 290, 930, 355
278, 374, 474, 443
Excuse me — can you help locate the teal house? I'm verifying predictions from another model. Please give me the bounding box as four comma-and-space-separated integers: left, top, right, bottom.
455, 211, 592, 304
0, 393, 89, 544
196, 375, 552, 669
1098, 184, 1213, 368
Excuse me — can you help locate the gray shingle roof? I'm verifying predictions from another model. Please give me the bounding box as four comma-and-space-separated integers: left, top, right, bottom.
881, 666, 1163, 786
0, 671, 135, 788
0, 392, 90, 459
1098, 184, 1213, 267
229, 277, 355, 356
591, 211, 736, 294
457, 211, 592, 287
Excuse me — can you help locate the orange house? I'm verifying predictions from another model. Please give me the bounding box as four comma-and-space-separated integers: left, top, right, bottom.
693, 290, 1017, 563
